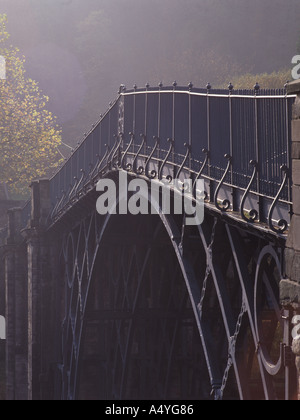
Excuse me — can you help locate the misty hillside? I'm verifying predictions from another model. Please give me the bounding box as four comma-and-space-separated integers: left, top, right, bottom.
1, 0, 300, 149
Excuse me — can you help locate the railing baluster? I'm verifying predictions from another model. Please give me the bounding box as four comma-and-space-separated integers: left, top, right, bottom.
46, 85, 294, 231
158, 138, 174, 180
92, 145, 110, 178
114, 132, 124, 168
176, 143, 191, 181
268, 165, 290, 234
121, 132, 135, 170
193, 149, 210, 198
134, 134, 147, 175
145, 136, 160, 179
240, 160, 259, 223
214, 154, 232, 212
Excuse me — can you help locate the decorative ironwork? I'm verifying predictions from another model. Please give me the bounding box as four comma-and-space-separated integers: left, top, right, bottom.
193, 148, 210, 198
114, 132, 124, 168
107, 132, 123, 169
240, 160, 259, 223
31, 91, 296, 403
50, 190, 66, 220
254, 245, 285, 377
44, 85, 294, 234
57, 211, 211, 400
133, 134, 147, 175
144, 136, 160, 179
69, 176, 79, 201
158, 138, 174, 180
54, 186, 297, 400
228, 82, 234, 93
268, 165, 289, 234
214, 154, 232, 212
120, 132, 135, 170
7, 84, 298, 402
176, 143, 191, 181
89, 144, 110, 181
104, 138, 117, 169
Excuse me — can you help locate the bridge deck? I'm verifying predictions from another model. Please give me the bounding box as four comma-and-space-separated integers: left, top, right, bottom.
3, 85, 299, 401
18, 85, 296, 238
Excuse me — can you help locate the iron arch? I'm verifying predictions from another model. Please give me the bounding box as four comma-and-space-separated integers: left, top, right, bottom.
74, 212, 211, 400
55, 173, 297, 400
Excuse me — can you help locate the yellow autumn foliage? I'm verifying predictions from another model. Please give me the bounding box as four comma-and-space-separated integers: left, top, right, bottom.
0, 14, 62, 198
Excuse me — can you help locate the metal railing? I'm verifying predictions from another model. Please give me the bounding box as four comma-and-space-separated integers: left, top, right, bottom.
21, 84, 296, 234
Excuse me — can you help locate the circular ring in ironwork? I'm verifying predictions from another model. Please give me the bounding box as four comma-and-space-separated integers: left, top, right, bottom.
254, 245, 283, 376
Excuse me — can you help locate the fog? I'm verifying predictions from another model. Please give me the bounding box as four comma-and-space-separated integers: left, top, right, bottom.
1, 0, 299, 147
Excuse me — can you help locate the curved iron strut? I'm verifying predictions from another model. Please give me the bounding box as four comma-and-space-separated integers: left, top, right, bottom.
91, 144, 110, 179
214, 154, 232, 212
158, 138, 174, 180
105, 137, 118, 168
120, 132, 135, 170
52, 143, 114, 221
176, 143, 192, 181
69, 176, 79, 201
254, 245, 284, 377
133, 134, 147, 174
145, 136, 160, 179
89, 156, 100, 179
268, 165, 289, 234
193, 148, 210, 198
101, 144, 111, 171
111, 132, 124, 168
82, 163, 95, 192
74, 169, 86, 198
104, 133, 123, 170
240, 160, 259, 223
57, 184, 72, 215
87, 162, 94, 180
51, 190, 65, 220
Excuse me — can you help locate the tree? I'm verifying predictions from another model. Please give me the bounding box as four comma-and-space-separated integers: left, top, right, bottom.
0, 14, 62, 198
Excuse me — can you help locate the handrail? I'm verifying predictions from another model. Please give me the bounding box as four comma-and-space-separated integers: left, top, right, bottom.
18, 84, 295, 235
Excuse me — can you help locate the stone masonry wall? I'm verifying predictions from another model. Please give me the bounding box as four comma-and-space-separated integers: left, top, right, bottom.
281, 79, 300, 400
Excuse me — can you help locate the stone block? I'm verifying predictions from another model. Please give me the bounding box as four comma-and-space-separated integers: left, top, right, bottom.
293, 185, 300, 215
292, 120, 300, 143
280, 278, 300, 305
293, 96, 300, 120
293, 339, 300, 356
292, 142, 300, 160
286, 215, 300, 252
285, 248, 300, 282
287, 80, 300, 95
293, 160, 300, 186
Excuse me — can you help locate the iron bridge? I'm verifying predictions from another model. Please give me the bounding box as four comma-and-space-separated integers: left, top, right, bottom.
9, 84, 300, 400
